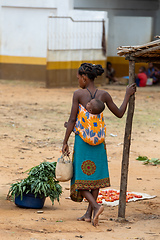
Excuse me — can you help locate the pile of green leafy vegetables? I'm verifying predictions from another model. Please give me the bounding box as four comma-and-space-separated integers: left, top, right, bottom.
7, 161, 62, 205
136, 156, 160, 166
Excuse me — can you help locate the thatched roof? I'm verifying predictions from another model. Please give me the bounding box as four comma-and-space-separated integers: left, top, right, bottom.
117, 37, 160, 63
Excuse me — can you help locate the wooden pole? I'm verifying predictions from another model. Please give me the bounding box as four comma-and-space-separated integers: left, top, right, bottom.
118, 60, 135, 219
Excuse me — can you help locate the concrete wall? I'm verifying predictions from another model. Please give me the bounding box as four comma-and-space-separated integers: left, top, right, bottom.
0, 0, 108, 87
74, 0, 160, 77
0, 0, 2, 78
0, 0, 57, 81
107, 16, 153, 76
154, 0, 160, 37
0, 0, 76, 82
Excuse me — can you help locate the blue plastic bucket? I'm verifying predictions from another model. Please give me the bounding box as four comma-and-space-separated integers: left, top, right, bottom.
15, 192, 46, 209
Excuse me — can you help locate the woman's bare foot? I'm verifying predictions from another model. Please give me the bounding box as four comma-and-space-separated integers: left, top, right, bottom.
77, 216, 91, 222
92, 205, 104, 227
77, 213, 92, 222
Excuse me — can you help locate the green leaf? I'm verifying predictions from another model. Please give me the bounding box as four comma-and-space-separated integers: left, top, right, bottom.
7, 161, 62, 205
143, 160, 150, 165
150, 158, 160, 163
136, 156, 148, 161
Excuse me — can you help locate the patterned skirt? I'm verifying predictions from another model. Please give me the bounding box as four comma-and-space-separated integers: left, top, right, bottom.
70, 134, 110, 202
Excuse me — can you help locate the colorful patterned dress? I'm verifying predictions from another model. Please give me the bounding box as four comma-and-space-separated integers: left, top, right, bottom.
71, 104, 110, 202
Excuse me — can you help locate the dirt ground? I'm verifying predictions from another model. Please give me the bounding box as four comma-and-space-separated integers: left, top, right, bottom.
0, 80, 159, 240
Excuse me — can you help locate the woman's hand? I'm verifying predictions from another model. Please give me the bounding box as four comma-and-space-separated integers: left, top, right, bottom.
62, 143, 70, 156
126, 83, 136, 97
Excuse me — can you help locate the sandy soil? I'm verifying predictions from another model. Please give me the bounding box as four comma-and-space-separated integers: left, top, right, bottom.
0, 80, 159, 240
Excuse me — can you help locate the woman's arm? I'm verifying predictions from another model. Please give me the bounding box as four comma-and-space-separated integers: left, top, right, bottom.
62, 91, 79, 155
104, 83, 136, 118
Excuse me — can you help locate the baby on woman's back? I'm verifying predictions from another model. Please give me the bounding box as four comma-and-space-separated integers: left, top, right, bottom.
64, 99, 105, 129
85, 99, 105, 115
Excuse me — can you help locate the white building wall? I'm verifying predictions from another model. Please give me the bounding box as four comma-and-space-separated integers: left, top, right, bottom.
0, 0, 76, 59
74, 0, 160, 77
56, 0, 74, 15
74, 0, 159, 53
0, 0, 108, 84
108, 16, 153, 56
1, 0, 57, 60
0, 0, 2, 56
2, 7, 54, 58
154, 0, 160, 36
0, 0, 107, 60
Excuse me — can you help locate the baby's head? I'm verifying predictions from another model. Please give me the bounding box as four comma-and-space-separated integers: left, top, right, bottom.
86, 99, 105, 114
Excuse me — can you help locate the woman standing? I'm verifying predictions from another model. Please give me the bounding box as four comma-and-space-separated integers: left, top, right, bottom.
62, 63, 136, 226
